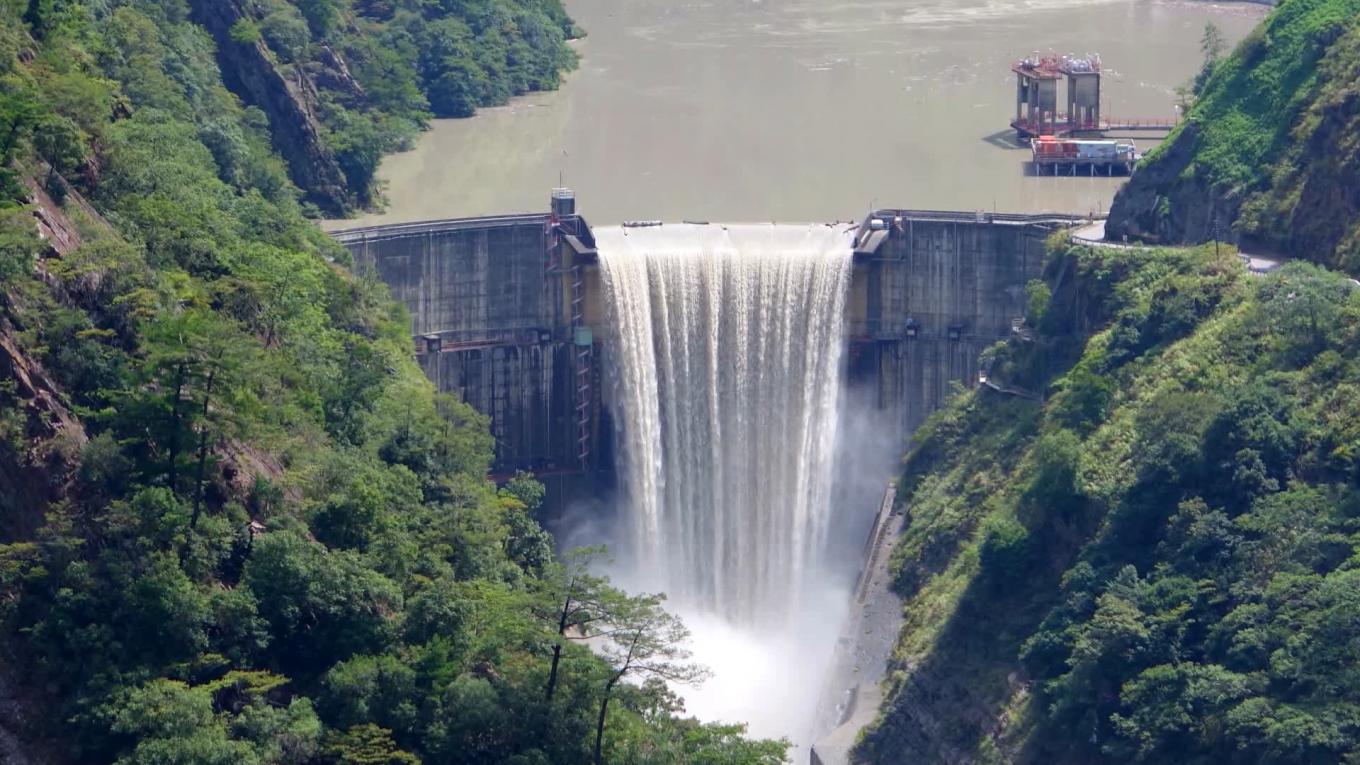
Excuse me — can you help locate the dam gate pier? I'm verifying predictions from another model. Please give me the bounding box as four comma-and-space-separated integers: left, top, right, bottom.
331, 196, 1074, 503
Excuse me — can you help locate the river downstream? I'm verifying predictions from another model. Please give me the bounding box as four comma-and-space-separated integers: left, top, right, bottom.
333, 0, 1262, 227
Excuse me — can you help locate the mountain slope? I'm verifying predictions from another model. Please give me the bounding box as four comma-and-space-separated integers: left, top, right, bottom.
855, 236, 1360, 763
22, 0, 583, 215
1106, 0, 1360, 272
0, 6, 781, 765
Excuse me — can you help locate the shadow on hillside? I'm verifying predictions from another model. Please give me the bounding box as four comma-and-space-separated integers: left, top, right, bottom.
854, 556, 1069, 764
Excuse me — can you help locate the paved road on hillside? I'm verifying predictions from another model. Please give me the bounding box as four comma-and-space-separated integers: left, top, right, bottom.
1072, 220, 1284, 275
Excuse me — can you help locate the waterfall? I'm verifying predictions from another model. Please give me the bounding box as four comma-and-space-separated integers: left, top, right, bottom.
597, 224, 854, 626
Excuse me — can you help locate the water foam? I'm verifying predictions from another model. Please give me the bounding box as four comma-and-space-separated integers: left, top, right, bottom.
597, 223, 853, 626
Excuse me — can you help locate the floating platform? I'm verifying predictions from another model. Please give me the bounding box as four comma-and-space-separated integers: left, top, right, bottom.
1030, 135, 1138, 176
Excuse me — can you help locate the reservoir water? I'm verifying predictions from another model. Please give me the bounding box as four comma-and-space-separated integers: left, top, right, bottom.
334, 0, 1262, 227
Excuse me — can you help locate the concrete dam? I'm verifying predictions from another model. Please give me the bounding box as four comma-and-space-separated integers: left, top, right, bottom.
333, 193, 1074, 754
332, 192, 1070, 491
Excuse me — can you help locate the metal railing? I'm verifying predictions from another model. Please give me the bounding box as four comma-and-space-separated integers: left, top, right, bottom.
329, 213, 553, 244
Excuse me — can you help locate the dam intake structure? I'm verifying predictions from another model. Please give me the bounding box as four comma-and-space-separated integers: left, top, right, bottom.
596, 224, 854, 625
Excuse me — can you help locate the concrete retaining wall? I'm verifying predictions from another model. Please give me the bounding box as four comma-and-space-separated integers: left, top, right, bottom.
336, 215, 593, 475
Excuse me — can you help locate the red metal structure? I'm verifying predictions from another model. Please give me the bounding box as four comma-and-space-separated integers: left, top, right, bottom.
1012, 53, 1178, 138
1013, 56, 1063, 138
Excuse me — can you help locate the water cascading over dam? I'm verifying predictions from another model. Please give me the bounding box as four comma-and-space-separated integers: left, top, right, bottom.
597, 224, 854, 625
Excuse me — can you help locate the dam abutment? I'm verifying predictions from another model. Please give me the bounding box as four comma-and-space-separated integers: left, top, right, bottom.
849, 211, 1060, 435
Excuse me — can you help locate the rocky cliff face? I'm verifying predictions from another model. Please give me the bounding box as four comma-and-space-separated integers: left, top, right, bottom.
188, 0, 353, 216
0, 314, 84, 543
1105, 123, 1230, 247
1, 181, 92, 544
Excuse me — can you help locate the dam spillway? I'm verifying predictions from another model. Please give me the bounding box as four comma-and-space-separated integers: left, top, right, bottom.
596, 224, 854, 624
331, 201, 1060, 508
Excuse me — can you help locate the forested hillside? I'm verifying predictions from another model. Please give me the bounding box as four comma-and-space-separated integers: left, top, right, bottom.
855, 235, 1360, 763
15, 0, 579, 215
1106, 0, 1360, 271
229, 0, 581, 210
0, 3, 780, 764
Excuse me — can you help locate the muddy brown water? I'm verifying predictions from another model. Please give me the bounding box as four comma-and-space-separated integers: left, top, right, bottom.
329, 0, 1263, 228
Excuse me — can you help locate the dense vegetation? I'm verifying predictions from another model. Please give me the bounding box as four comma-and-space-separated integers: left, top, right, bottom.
856, 234, 1360, 763
0, 3, 781, 763
1107, 0, 1360, 272
874, 4, 1360, 759
13, 0, 580, 213
243, 0, 580, 206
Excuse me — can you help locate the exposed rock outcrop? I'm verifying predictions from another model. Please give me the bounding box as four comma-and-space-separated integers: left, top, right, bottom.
0, 178, 93, 543
1105, 123, 1238, 247
313, 44, 366, 100
24, 172, 105, 257
0, 311, 86, 543
188, 0, 352, 216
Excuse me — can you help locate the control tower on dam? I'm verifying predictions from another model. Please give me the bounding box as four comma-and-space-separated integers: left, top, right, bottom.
330, 193, 1072, 492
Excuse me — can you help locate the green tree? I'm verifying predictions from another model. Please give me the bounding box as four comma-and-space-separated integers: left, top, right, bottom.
499, 473, 553, 574
1023, 429, 1084, 527
232, 698, 323, 765
243, 531, 402, 675
319, 654, 418, 734
1196, 22, 1227, 92
1109, 663, 1255, 761
0, 207, 42, 287
110, 680, 258, 765
1257, 264, 1352, 365
592, 594, 709, 765
1025, 278, 1051, 327
532, 547, 618, 703
677, 721, 789, 765
32, 112, 87, 201
294, 0, 344, 38
323, 724, 420, 765
119, 308, 262, 533
0, 89, 38, 202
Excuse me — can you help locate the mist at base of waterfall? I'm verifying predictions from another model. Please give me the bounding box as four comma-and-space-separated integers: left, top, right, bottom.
664, 388, 902, 753
552, 503, 856, 752
555, 390, 901, 755
670, 578, 851, 753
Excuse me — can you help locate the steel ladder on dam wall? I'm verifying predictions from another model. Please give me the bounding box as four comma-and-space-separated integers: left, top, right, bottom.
571, 264, 592, 468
